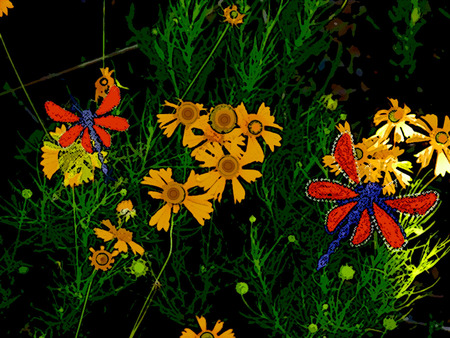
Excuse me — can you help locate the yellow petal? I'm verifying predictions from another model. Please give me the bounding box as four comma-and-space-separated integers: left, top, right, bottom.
197, 171, 221, 190
239, 169, 262, 183
93, 228, 115, 242
149, 203, 172, 231
183, 194, 213, 225
180, 328, 197, 338
128, 241, 145, 256
245, 137, 264, 163
435, 150, 450, 177
114, 240, 129, 253
212, 320, 224, 334
231, 177, 246, 203
261, 129, 282, 152
414, 145, 435, 169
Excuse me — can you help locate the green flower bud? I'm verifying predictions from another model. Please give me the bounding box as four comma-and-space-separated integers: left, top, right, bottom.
119, 188, 127, 197
18, 266, 29, 274
383, 318, 397, 331
288, 235, 296, 243
22, 189, 32, 199
308, 323, 318, 334
322, 304, 329, 311
338, 264, 355, 281
249, 215, 256, 224
236, 282, 249, 295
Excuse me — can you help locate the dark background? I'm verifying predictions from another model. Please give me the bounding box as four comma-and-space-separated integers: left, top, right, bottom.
1, 0, 450, 337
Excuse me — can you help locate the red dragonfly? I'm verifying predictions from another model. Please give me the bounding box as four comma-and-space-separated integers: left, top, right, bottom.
45, 85, 129, 181
306, 129, 439, 270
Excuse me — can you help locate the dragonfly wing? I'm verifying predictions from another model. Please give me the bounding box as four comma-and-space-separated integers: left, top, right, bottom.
93, 125, 112, 147
45, 101, 80, 122
96, 85, 120, 116
59, 125, 84, 148
384, 191, 439, 215
350, 209, 372, 246
94, 115, 130, 131
306, 180, 359, 201
81, 128, 94, 153
333, 131, 360, 184
326, 201, 357, 234
372, 202, 406, 249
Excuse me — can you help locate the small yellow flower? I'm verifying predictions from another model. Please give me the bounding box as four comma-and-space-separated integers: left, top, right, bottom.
375, 146, 413, 195
180, 316, 235, 338
223, 4, 245, 27
141, 168, 214, 231
0, 0, 13, 17
116, 200, 137, 222
373, 98, 416, 143
40, 125, 105, 187
235, 102, 282, 162
158, 100, 206, 145
88, 246, 119, 271
94, 220, 144, 256
406, 114, 450, 177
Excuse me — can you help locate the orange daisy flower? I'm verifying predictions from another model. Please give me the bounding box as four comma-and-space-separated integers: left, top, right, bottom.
141, 168, 214, 231
196, 142, 262, 203
406, 114, 450, 177
223, 4, 245, 27
95, 67, 115, 102
180, 316, 235, 338
0, 0, 13, 17
235, 102, 282, 162
157, 100, 206, 144
93, 220, 144, 256
89, 246, 119, 271
373, 98, 417, 143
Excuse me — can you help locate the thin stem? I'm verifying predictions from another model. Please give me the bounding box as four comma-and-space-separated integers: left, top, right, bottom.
0, 32, 50, 138
129, 216, 175, 338
180, 24, 230, 100
75, 271, 97, 338
0, 44, 139, 97
11, 199, 28, 260
72, 188, 80, 290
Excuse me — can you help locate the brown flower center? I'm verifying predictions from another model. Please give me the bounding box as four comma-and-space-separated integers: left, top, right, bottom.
218, 155, 239, 178
388, 109, 403, 123
210, 104, 237, 133
354, 147, 363, 160
435, 131, 449, 145
163, 182, 186, 204
117, 228, 133, 242
177, 102, 200, 125
99, 78, 109, 86
96, 253, 109, 266
248, 120, 263, 136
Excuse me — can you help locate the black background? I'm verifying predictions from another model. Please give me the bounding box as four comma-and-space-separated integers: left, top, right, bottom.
1, 0, 450, 337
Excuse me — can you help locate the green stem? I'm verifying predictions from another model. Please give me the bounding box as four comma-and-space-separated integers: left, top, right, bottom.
180, 24, 230, 100
0, 32, 49, 139
129, 216, 175, 338
72, 188, 81, 290
11, 199, 27, 260
75, 271, 97, 338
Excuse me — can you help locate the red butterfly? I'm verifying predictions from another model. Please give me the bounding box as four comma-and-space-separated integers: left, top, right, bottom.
44, 85, 129, 154
306, 129, 439, 270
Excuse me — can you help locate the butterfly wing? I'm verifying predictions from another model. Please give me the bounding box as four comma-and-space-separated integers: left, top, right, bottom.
45, 101, 80, 122
372, 202, 406, 249
333, 131, 360, 184
306, 180, 359, 201
96, 85, 120, 116
383, 191, 439, 215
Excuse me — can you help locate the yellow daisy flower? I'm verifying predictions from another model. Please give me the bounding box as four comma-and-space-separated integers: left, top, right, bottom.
195, 142, 262, 203
141, 168, 214, 231
223, 4, 245, 27
95, 67, 115, 102
0, 0, 13, 17
374, 98, 416, 143
116, 200, 137, 222
180, 316, 235, 338
157, 99, 206, 145
406, 114, 450, 177
40, 125, 105, 187
93, 220, 144, 256
235, 102, 282, 163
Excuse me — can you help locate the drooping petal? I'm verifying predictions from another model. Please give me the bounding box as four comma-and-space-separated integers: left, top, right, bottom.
260, 129, 282, 152
93, 125, 112, 148
128, 241, 145, 256
414, 145, 435, 169
183, 194, 213, 225
231, 177, 246, 203
96, 85, 120, 115
435, 150, 450, 177
45, 101, 80, 122
94, 115, 129, 131
149, 203, 172, 231
113, 240, 129, 253
245, 136, 264, 163
59, 125, 84, 148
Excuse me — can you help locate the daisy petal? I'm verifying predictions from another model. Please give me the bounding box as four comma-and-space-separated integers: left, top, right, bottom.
231, 177, 246, 203
149, 203, 172, 231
